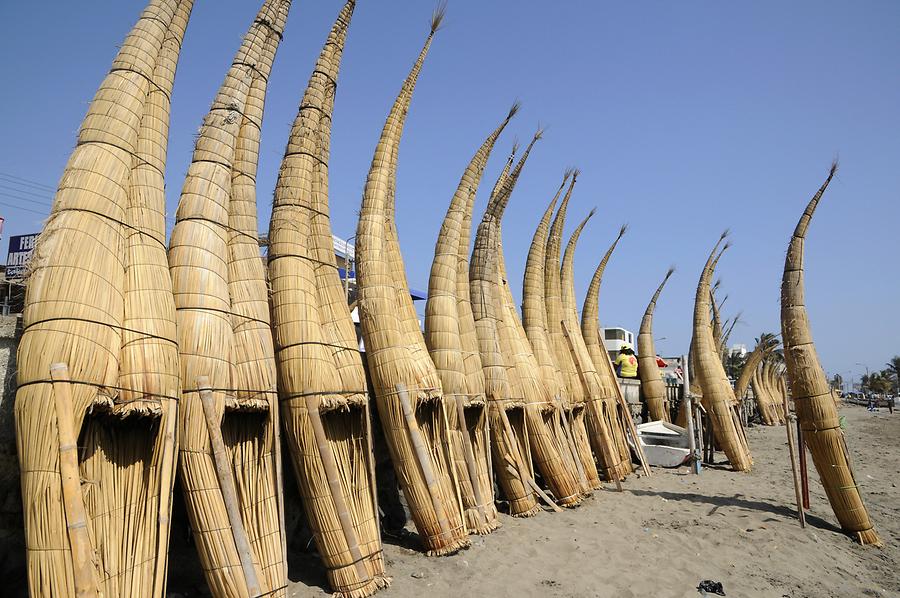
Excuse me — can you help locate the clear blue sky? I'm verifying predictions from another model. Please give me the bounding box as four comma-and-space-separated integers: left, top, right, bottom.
1, 1, 898, 384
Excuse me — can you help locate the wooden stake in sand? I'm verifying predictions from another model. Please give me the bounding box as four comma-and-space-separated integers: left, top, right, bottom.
782, 390, 806, 528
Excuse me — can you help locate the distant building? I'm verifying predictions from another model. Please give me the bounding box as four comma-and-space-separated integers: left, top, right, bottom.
729, 344, 747, 358
601, 326, 635, 361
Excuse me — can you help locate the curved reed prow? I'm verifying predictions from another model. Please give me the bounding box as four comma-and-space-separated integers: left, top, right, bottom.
692, 232, 753, 472
780, 163, 880, 546
637, 268, 675, 422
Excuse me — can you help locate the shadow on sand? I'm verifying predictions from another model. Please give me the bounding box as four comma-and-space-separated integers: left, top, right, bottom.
626, 488, 842, 535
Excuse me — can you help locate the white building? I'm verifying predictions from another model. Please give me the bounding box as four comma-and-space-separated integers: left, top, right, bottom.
729, 344, 747, 358
601, 326, 635, 361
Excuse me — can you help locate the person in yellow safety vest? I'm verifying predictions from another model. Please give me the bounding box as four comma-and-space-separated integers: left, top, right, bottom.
615, 343, 638, 378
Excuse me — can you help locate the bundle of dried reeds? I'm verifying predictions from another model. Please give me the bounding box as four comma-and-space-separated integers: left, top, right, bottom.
484, 145, 586, 508
781, 163, 879, 545
544, 176, 586, 408
561, 216, 635, 481
521, 173, 598, 494
267, 2, 388, 595
16, 2, 192, 595
355, 9, 469, 556
469, 148, 540, 517
544, 178, 617, 487
733, 333, 777, 402
167, 1, 290, 595
637, 269, 675, 422
736, 339, 766, 401
425, 106, 518, 534
750, 359, 784, 426
692, 233, 753, 472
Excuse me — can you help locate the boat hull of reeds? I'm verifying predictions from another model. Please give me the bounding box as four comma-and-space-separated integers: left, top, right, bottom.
268, 2, 388, 594
780, 164, 880, 545
692, 234, 752, 472
167, 2, 291, 595
424, 106, 519, 533
355, 11, 469, 556
15, 2, 191, 595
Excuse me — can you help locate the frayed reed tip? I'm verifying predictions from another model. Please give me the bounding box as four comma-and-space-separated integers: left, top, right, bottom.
506, 100, 521, 121
431, 1, 447, 33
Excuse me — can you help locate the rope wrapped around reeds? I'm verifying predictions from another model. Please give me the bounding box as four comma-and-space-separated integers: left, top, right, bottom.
637, 269, 675, 422
521, 173, 598, 494
424, 106, 518, 534
469, 146, 540, 517
267, 2, 388, 595
16, 2, 192, 595
356, 8, 469, 557
167, 1, 290, 595
691, 233, 753, 472
781, 162, 880, 545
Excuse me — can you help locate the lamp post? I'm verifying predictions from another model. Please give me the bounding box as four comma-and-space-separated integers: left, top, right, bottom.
855, 362, 869, 394
342, 235, 356, 305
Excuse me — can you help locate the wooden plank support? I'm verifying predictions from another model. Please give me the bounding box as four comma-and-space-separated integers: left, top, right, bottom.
555, 397, 588, 490
305, 395, 370, 583
454, 396, 488, 526
50, 363, 99, 598
153, 395, 179, 597
363, 399, 381, 535
497, 406, 531, 495
782, 390, 806, 528
502, 456, 563, 513
395, 383, 454, 544
559, 321, 630, 487
197, 377, 264, 597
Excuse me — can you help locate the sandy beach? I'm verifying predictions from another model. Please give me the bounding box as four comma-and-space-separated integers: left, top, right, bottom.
269, 405, 898, 598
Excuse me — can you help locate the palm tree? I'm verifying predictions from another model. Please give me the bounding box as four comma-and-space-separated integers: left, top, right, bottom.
830, 373, 843, 391
885, 356, 900, 394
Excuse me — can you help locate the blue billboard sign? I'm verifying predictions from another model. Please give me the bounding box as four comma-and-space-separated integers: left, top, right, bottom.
6, 233, 38, 279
